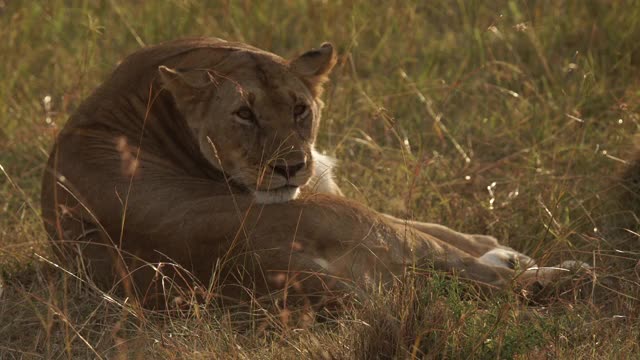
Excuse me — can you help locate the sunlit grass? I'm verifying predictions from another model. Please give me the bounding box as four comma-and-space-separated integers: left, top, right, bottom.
1, 0, 639, 358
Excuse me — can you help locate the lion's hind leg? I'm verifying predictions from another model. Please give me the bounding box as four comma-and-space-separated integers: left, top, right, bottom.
46, 211, 178, 308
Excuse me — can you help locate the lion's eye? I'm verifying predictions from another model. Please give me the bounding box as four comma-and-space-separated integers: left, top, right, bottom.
293, 104, 310, 119
234, 106, 256, 124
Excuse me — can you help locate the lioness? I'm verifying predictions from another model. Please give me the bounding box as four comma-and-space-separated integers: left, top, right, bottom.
41, 38, 570, 308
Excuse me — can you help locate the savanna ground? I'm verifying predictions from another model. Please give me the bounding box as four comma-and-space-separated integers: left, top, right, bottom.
1, 1, 640, 358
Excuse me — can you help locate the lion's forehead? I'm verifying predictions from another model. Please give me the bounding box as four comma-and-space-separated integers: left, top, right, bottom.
223, 55, 307, 94
228, 72, 309, 113
170, 47, 309, 106
253, 87, 300, 110
236, 70, 303, 96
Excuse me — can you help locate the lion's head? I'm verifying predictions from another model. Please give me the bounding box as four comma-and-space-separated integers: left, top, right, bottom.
157, 42, 337, 204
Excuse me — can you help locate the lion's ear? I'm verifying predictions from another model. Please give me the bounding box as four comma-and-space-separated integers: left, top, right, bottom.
289, 43, 337, 96
158, 65, 212, 98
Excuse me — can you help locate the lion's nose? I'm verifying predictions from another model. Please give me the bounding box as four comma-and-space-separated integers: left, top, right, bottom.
271, 161, 306, 179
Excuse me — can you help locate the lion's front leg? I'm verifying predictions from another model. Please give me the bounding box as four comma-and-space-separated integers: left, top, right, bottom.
306, 160, 532, 272
383, 214, 535, 271
385, 217, 592, 292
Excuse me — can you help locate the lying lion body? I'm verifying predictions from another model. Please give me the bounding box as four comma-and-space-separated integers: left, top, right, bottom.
41, 38, 563, 308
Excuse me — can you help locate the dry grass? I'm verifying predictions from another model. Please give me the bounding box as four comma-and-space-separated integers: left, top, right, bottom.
2, 1, 640, 358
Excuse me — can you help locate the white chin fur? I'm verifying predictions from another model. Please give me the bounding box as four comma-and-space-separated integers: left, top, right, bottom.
309, 149, 343, 195
312, 149, 337, 172
254, 187, 301, 204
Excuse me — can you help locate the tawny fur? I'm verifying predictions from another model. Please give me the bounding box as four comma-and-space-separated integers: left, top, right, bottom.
41, 38, 571, 308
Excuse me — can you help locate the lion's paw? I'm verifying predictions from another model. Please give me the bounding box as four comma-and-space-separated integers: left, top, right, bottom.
478, 247, 536, 270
